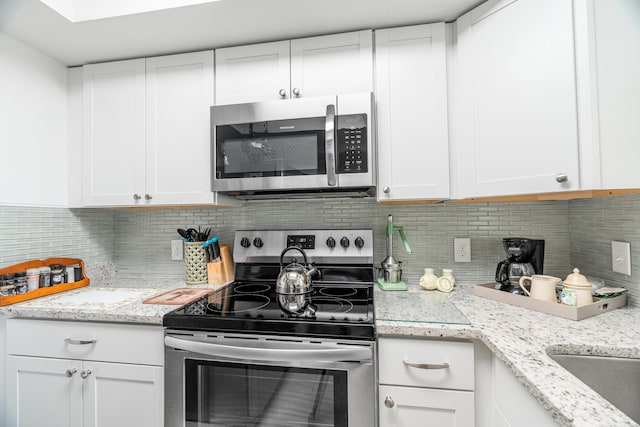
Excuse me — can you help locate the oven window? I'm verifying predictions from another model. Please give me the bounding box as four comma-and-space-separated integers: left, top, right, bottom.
185, 359, 348, 427
215, 117, 326, 179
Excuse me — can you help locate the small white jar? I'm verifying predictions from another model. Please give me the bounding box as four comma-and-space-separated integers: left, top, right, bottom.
419, 268, 438, 290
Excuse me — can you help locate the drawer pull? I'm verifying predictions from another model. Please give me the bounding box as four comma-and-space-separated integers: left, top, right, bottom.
384, 396, 395, 408
64, 338, 97, 345
65, 368, 77, 377
403, 360, 449, 370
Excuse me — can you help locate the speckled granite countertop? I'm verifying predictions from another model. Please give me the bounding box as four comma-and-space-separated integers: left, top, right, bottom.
0, 282, 227, 324
377, 285, 640, 427
1, 281, 638, 426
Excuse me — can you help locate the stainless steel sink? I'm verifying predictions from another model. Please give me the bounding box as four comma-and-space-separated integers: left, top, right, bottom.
548, 353, 640, 423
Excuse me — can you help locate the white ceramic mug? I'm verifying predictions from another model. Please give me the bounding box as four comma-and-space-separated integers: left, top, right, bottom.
519, 275, 561, 303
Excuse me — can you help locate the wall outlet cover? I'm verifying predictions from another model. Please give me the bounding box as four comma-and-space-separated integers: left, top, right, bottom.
454, 238, 471, 263
171, 240, 184, 261
611, 240, 631, 275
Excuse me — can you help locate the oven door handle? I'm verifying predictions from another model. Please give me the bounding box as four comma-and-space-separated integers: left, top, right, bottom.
325, 103, 337, 187
165, 336, 371, 363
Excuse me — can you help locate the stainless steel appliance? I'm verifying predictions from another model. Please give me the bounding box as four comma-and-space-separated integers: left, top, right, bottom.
495, 237, 545, 293
164, 229, 376, 427
211, 93, 375, 199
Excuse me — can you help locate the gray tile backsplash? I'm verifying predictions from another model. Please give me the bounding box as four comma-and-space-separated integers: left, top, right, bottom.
1, 195, 638, 306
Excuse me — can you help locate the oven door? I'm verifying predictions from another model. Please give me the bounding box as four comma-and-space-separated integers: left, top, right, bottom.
212, 96, 337, 193
165, 332, 376, 427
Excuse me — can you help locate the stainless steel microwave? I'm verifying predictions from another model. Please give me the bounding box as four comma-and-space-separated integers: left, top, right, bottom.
211, 93, 375, 199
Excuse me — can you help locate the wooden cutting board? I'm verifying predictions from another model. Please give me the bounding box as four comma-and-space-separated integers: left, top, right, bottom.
143, 288, 212, 305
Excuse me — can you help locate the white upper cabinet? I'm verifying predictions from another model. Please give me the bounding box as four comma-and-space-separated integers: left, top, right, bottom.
451, 0, 580, 198
215, 30, 373, 105
82, 59, 146, 206
145, 51, 216, 205
375, 23, 450, 201
82, 51, 234, 207
574, 0, 640, 190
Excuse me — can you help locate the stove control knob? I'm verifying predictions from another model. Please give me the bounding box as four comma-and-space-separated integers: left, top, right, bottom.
355, 237, 365, 249
340, 237, 350, 248
240, 237, 251, 248
253, 237, 263, 248
326, 237, 336, 248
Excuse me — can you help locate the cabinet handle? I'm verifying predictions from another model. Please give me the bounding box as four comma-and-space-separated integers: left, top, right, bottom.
133, 193, 142, 200
65, 368, 77, 377
292, 87, 300, 97
555, 173, 568, 183
81, 370, 92, 379
64, 338, 97, 345
403, 360, 450, 370
145, 194, 152, 200
383, 186, 391, 194
384, 396, 395, 408
279, 88, 287, 98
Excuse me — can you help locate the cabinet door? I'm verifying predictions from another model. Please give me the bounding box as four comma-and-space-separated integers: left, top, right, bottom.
215, 41, 291, 104
379, 385, 474, 427
146, 51, 215, 205
6, 356, 83, 427
82, 361, 163, 427
82, 59, 146, 206
375, 24, 450, 201
290, 30, 373, 98
453, 0, 579, 198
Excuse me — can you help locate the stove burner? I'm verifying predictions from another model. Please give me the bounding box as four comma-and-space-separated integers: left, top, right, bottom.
234, 283, 270, 294
207, 294, 270, 314
318, 287, 358, 298
312, 297, 354, 314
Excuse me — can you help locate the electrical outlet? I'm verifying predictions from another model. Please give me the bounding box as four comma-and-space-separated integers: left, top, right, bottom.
611, 241, 631, 275
171, 240, 184, 261
454, 238, 471, 263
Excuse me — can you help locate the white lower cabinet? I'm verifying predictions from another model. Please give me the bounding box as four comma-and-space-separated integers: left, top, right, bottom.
378, 337, 475, 426
5, 319, 164, 427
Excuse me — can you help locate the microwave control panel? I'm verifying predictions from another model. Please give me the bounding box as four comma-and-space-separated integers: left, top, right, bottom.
336, 114, 368, 174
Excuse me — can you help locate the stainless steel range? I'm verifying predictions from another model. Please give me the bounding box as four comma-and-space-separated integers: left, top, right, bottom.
164, 229, 376, 427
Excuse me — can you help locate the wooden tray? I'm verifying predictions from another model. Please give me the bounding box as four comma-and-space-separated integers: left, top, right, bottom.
143, 288, 212, 305
0, 258, 90, 307
473, 282, 627, 321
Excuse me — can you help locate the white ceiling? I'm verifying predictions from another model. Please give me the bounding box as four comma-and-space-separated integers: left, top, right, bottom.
0, 0, 484, 66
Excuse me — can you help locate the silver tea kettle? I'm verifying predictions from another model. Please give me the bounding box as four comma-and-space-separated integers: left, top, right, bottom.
276, 246, 319, 294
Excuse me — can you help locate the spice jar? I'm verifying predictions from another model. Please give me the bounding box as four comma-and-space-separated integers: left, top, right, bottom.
14, 272, 28, 294
50, 264, 65, 285
26, 268, 40, 291
39, 266, 51, 287
0, 284, 16, 296
1, 273, 15, 287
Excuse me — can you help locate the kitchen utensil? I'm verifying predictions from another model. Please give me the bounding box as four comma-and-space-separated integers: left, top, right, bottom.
518, 274, 560, 303
495, 238, 545, 293
561, 268, 594, 307
276, 246, 318, 294
177, 229, 190, 241
378, 214, 412, 290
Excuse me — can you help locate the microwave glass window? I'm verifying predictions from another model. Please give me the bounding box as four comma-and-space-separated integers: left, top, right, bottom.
184, 360, 348, 427
222, 135, 319, 175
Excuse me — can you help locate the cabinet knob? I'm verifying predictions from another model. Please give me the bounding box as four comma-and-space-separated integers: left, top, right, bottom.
384, 396, 395, 408
555, 173, 568, 183
145, 194, 152, 200
292, 87, 300, 97
383, 186, 391, 194
279, 89, 287, 98
81, 370, 92, 379
66, 368, 77, 378
133, 194, 142, 201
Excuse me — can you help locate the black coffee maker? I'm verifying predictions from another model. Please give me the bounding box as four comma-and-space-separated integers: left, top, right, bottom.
495, 238, 545, 293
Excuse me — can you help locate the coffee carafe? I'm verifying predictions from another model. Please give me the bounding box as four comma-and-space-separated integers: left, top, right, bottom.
495, 238, 545, 293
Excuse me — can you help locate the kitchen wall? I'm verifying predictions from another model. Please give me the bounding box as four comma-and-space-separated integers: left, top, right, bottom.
113, 198, 572, 285
1, 195, 638, 306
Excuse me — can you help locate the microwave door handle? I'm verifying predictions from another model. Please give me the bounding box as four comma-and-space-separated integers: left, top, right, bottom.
165, 336, 371, 363
325, 104, 337, 187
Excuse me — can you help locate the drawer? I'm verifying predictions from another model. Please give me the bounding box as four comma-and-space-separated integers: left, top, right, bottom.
378, 337, 474, 390
7, 319, 164, 366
